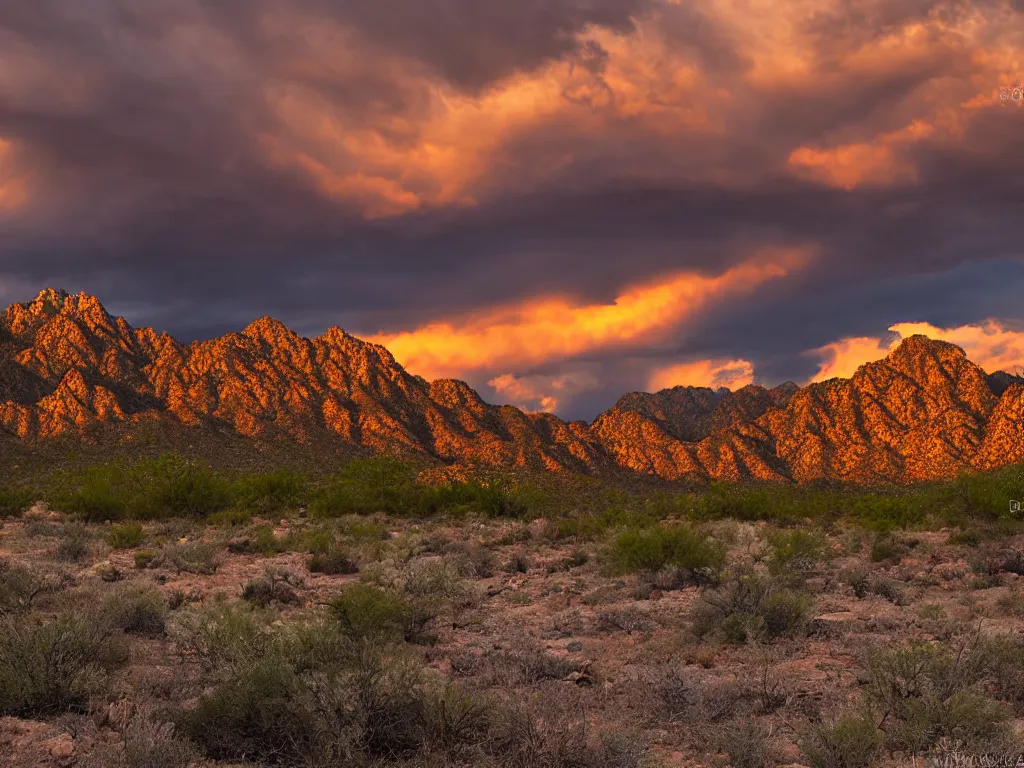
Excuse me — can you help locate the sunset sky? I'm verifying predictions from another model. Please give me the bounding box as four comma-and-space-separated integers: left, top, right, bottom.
1, 0, 1023, 418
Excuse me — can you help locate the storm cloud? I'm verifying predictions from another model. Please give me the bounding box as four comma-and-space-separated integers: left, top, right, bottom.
0, 0, 1022, 419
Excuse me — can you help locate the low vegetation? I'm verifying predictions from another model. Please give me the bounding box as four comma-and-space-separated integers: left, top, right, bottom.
2, 456, 1024, 765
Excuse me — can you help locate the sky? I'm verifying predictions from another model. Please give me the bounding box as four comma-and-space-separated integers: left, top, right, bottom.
1, 0, 1023, 420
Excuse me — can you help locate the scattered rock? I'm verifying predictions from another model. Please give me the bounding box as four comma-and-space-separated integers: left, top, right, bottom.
566, 641, 584, 653
44, 734, 74, 762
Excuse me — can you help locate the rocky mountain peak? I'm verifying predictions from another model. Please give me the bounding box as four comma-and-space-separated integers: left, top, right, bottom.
4, 289, 1024, 484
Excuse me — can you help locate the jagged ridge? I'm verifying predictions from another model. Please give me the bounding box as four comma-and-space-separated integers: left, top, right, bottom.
3, 289, 1024, 483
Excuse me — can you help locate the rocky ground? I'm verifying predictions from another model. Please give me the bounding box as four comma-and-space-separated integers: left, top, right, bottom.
3, 505, 1024, 767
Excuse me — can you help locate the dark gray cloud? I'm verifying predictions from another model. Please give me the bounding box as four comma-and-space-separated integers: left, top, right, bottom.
0, 0, 1022, 418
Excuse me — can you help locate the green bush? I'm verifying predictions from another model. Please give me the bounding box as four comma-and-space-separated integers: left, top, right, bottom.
0, 612, 125, 717
54, 525, 91, 563
59, 454, 233, 521
939, 466, 1024, 521
309, 458, 420, 517
693, 482, 839, 523
692, 570, 813, 643
0, 559, 43, 614
720, 722, 773, 768
60, 465, 124, 521
108, 522, 144, 549
308, 548, 359, 575
207, 508, 252, 527
850, 494, 927, 532
177, 612, 435, 765
165, 541, 221, 575
85, 711, 199, 768
134, 550, 159, 569
606, 524, 725, 576
242, 571, 301, 607
864, 637, 1017, 753
544, 507, 658, 542
230, 471, 307, 515
328, 583, 413, 643
0, 488, 34, 517
869, 536, 906, 564
800, 710, 880, 768
101, 585, 167, 636
767, 528, 826, 577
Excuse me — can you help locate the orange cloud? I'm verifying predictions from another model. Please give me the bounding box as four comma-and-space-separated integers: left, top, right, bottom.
252, 0, 1016, 216
808, 320, 1024, 383
808, 335, 899, 382
368, 250, 806, 380
788, 121, 938, 190
648, 357, 755, 392
488, 369, 600, 414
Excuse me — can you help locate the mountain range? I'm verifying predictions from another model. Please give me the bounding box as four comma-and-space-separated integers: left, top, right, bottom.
2, 288, 1024, 484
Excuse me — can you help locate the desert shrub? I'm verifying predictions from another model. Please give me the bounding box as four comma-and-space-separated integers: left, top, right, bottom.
948, 529, 982, 547
131, 454, 232, 518
230, 470, 307, 514
54, 524, 91, 562
597, 608, 657, 634
543, 507, 658, 542
653, 667, 698, 722
309, 457, 420, 516
564, 548, 589, 569
180, 654, 332, 763
869, 536, 905, 564
940, 466, 1024, 521
328, 583, 419, 643
165, 541, 221, 575
420, 684, 491, 755
766, 528, 826, 578
605, 524, 725, 576
178, 613, 438, 765
506, 552, 530, 573
82, 710, 198, 768
60, 465, 124, 521
840, 568, 870, 598
718, 722, 773, 768
449, 542, 498, 578
134, 549, 160, 569
206, 508, 252, 527
999, 550, 1024, 576
0, 559, 43, 614
0, 487, 34, 517
242, 570, 301, 607
760, 590, 813, 637
60, 454, 233, 520
865, 576, 906, 605
471, 479, 530, 518
0, 612, 125, 717
800, 710, 880, 768
174, 601, 272, 671
22, 517, 63, 537
487, 696, 643, 768
692, 482, 840, 523
309, 460, 541, 520
863, 636, 1016, 753
107, 522, 144, 549
691, 569, 812, 642
484, 645, 579, 687
849, 494, 927, 531
101, 584, 167, 636
308, 547, 360, 575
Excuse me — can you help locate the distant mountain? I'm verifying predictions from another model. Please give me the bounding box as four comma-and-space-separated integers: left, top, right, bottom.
3, 289, 1024, 483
